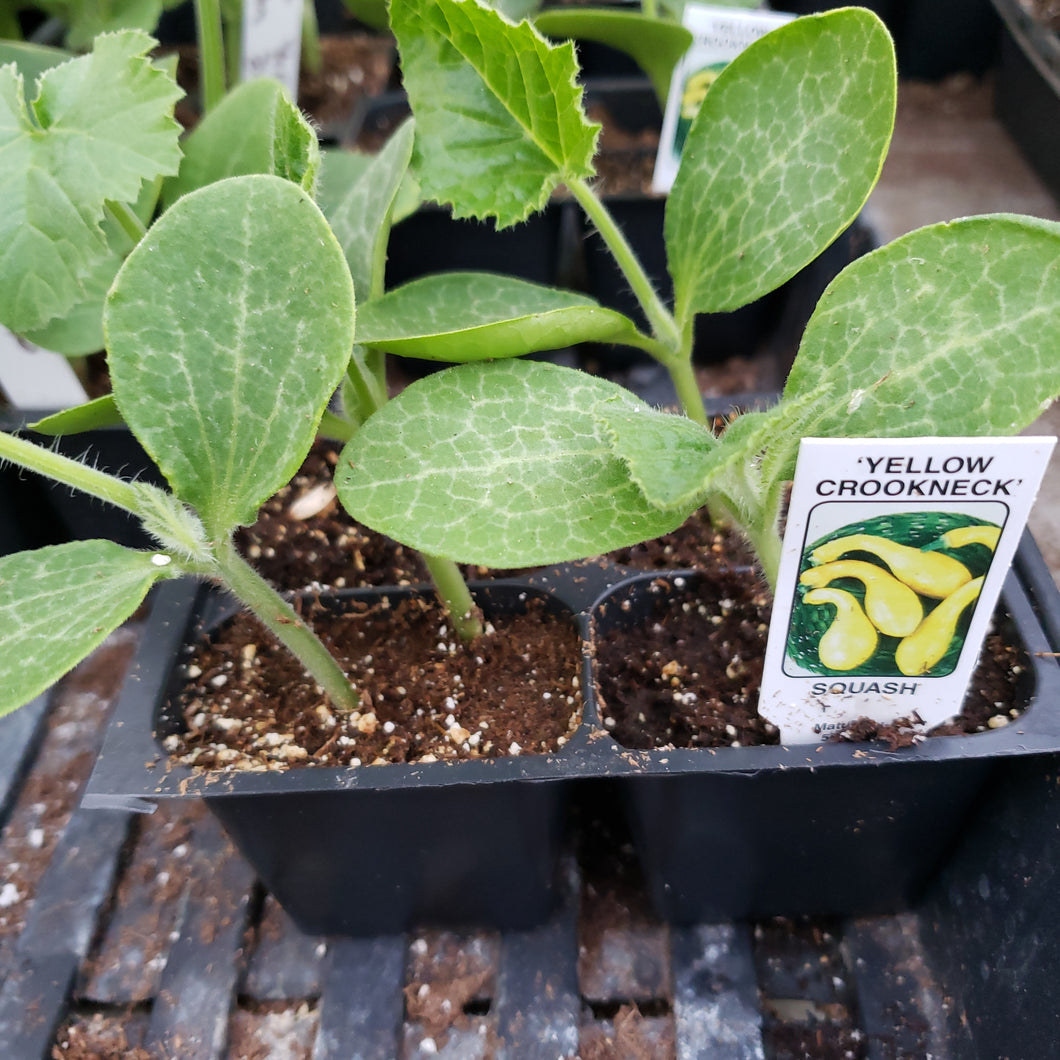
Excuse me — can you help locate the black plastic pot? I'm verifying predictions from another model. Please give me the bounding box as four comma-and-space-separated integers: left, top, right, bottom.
992, 0, 1060, 202
780, 0, 1000, 77
0, 460, 65, 557
0, 412, 165, 551
84, 577, 599, 936
84, 529, 1060, 934
588, 539, 1060, 923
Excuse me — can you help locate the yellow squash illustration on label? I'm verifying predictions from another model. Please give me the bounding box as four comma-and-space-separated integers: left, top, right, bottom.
788, 513, 1000, 677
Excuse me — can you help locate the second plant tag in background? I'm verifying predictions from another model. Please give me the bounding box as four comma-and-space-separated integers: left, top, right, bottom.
241, 0, 303, 100
758, 437, 1056, 744
652, 3, 792, 192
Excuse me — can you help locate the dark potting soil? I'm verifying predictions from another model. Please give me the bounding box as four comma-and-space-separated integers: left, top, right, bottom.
235, 444, 431, 590
586, 100, 661, 198
168, 593, 583, 771
163, 34, 394, 131
593, 564, 1030, 752
235, 443, 750, 589
1021, 0, 1060, 32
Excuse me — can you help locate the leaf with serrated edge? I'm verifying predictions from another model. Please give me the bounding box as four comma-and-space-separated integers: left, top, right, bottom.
391, 0, 598, 227
317, 120, 415, 300
336, 359, 693, 566
0, 31, 183, 335
24, 162, 163, 356
0, 541, 168, 716
105, 175, 355, 537
785, 215, 1060, 445
532, 9, 692, 104
666, 9, 894, 324
162, 78, 319, 208
356, 272, 643, 360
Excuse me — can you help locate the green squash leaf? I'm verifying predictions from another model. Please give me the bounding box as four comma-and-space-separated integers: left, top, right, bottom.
784, 215, 1060, 448
596, 403, 716, 512
666, 8, 895, 325
104, 175, 356, 537
162, 78, 319, 208
44, 0, 166, 50
532, 9, 693, 105
0, 31, 183, 336
0, 541, 170, 716
317, 120, 416, 301
30, 395, 123, 435
391, 0, 599, 227
20, 239, 117, 355
336, 359, 693, 566
356, 272, 643, 360
342, 0, 388, 31
0, 40, 71, 85
23, 165, 165, 357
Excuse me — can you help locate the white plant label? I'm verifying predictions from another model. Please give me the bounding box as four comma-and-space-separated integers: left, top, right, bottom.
241, 0, 303, 100
652, 3, 792, 193
0, 328, 87, 409
758, 436, 1056, 745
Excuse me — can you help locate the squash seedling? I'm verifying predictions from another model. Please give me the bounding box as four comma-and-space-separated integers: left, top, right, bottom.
0, 27, 320, 363
0, 174, 362, 717
335, 0, 1060, 589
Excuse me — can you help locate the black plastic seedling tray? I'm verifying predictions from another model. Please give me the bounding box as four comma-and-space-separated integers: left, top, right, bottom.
84, 532, 1060, 939
0, 535, 1056, 1056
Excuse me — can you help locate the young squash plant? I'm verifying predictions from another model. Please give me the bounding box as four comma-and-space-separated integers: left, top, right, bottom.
335, 0, 1060, 589
0, 174, 361, 717
0, 27, 320, 363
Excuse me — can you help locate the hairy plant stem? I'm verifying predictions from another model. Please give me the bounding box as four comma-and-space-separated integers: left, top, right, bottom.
740, 518, 782, 594
0, 431, 144, 516
210, 538, 359, 711
0, 430, 360, 710
567, 177, 707, 425
301, 0, 323, 75
194, 0, 226, 112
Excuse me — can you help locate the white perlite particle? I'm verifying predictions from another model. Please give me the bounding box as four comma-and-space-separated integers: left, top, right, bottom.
0, 883, 21, 907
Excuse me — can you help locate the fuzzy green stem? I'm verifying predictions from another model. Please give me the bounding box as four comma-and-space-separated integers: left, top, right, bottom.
422, 552, 484, 642
567, 176, 709, 422
212, 538, 359, 711
0, 431, 145, 516
194, 0, 227, 112
104, 200, 148, 246
642, 0, 659, 20
301, 0, 323, 75
567, 176, 680, 353
223, 8, 242, 87
669, 358, 709, 426
345, 348, 389, 425
740, 519, 783, 593
319, 408, 355, 443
